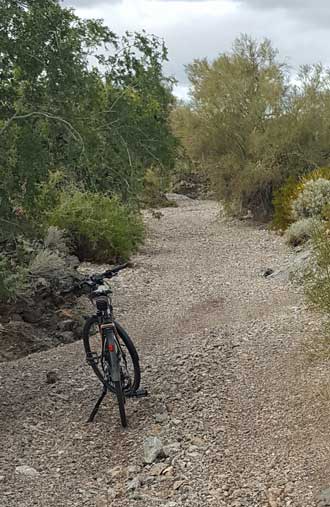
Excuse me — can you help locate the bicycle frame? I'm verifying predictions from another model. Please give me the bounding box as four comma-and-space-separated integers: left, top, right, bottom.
99, 323, 121, 382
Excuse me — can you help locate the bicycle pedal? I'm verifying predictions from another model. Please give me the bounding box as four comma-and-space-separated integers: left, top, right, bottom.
126, 388, 148, 398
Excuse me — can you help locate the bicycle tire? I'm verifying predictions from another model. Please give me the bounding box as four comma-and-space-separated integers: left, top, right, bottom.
114, 380, 127, 427
83, 317, 141, 393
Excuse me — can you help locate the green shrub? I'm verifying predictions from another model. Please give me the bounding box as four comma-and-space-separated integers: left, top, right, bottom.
48, 191, 144, 262
285, 218, 320, 247
303, 224, 330, 315
292, 178, 330, 221
0, 255, 28, 302
272, 177, 303, 231
273, 168, 330, 231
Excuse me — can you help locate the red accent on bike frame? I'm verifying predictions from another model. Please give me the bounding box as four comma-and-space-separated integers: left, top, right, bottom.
108, 343, 115, 352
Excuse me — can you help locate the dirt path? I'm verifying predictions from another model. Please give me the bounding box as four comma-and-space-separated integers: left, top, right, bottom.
1, 198, 330, 507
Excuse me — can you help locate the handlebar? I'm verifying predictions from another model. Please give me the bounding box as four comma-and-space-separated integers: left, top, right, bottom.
88, 262, 130, 286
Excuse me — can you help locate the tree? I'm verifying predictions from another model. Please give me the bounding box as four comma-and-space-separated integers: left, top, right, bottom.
173, 35, 330, 218
0, 0, 177, 238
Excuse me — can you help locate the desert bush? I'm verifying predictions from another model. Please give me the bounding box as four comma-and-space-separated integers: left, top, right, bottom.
0, 255, 28, 302
48, 191, 144, 262
292, 178, 330, 221
29, 249, 67, 279
273, 168, 330, 230
303, 223, 330, 315
285, 218, 320, 246
272, 177, 304, 231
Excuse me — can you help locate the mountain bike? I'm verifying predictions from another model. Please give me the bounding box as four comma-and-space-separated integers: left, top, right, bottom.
81, 263, 147, 427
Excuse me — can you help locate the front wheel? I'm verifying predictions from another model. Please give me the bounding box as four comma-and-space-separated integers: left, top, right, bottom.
83, 317, 141, 394
114, 380, 127, 427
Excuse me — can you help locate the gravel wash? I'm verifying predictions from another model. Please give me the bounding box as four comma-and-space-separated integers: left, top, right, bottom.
1, 198, 330, 507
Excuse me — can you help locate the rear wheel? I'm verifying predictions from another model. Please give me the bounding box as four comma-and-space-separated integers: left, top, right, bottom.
83, 317, 141, 394
114, 380, 127, 427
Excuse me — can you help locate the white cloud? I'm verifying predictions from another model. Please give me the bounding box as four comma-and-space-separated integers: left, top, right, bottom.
63, 0, 330, 96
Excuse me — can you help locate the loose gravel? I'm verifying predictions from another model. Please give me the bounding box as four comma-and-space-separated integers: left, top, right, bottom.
1, 198, 330, 507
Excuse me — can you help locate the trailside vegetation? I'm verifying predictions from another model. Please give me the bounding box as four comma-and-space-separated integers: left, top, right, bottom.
0, 0, 177, 300
172, 35, 330, 220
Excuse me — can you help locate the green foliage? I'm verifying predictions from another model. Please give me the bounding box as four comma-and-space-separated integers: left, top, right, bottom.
292, 178, 330, 221
273, 167, 330, 230
303, 223, 330, 315
0, 0, 178, 300
285, 218, 320, 247
173, 35, 330, 218
0, 255, 28, 302
48, 191, 144, 262
272, 177, 302, 231
0, 0, 177, 238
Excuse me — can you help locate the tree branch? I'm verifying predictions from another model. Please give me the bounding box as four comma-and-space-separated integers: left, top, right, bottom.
0, 111, 84, 147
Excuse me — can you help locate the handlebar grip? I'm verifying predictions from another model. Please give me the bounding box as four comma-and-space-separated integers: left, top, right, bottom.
110, 262, 130, 274
102, 263, 129, 278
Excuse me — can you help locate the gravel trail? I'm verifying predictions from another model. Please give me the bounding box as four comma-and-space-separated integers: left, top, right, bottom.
1, 198, 330, 507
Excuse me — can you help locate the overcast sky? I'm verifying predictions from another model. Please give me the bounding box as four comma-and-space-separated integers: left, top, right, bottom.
62, 0, 330, 99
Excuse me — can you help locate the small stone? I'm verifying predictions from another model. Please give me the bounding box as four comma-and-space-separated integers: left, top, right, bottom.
143, 436, 165, 464
172, 418, 181, 425
46, 371, 59, 384
127, 477, 141, 491
163, 442, 181, 457
107, 488, 116, 500
319, 487, 330, 506
173, 480, 185, 490
127, 465, 140, 479
155, 412, 169, 423
15, 465, 39, 477
149, 463, 167, 476
190, 436, 204, 446
263, 268, 274, 277
58, 319, 75, 332
58, 331, 75, 344
95, 494, 107, 507
162, 465, 174, 476
110, 465, 122, 479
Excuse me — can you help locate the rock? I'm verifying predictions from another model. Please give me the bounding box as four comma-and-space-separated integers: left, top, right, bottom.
57, 319, 75, 332
127, 465, 140, 479
162, 465, 174, 476
127, 477, 141, 491
263, 268, 274, 277
21, 309, 43, 323
57, 331, 75, 344
171, 418, 181, 426
148, 463, 167, 476
155, 412, 169, 423
15, 465, 39, 477
143, 436, 165, 464
173, 480, 185, 490
46, 371, 59, 384
163, 442, 181, 457
318, 488, 330, 506
109, 465, 122, 479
